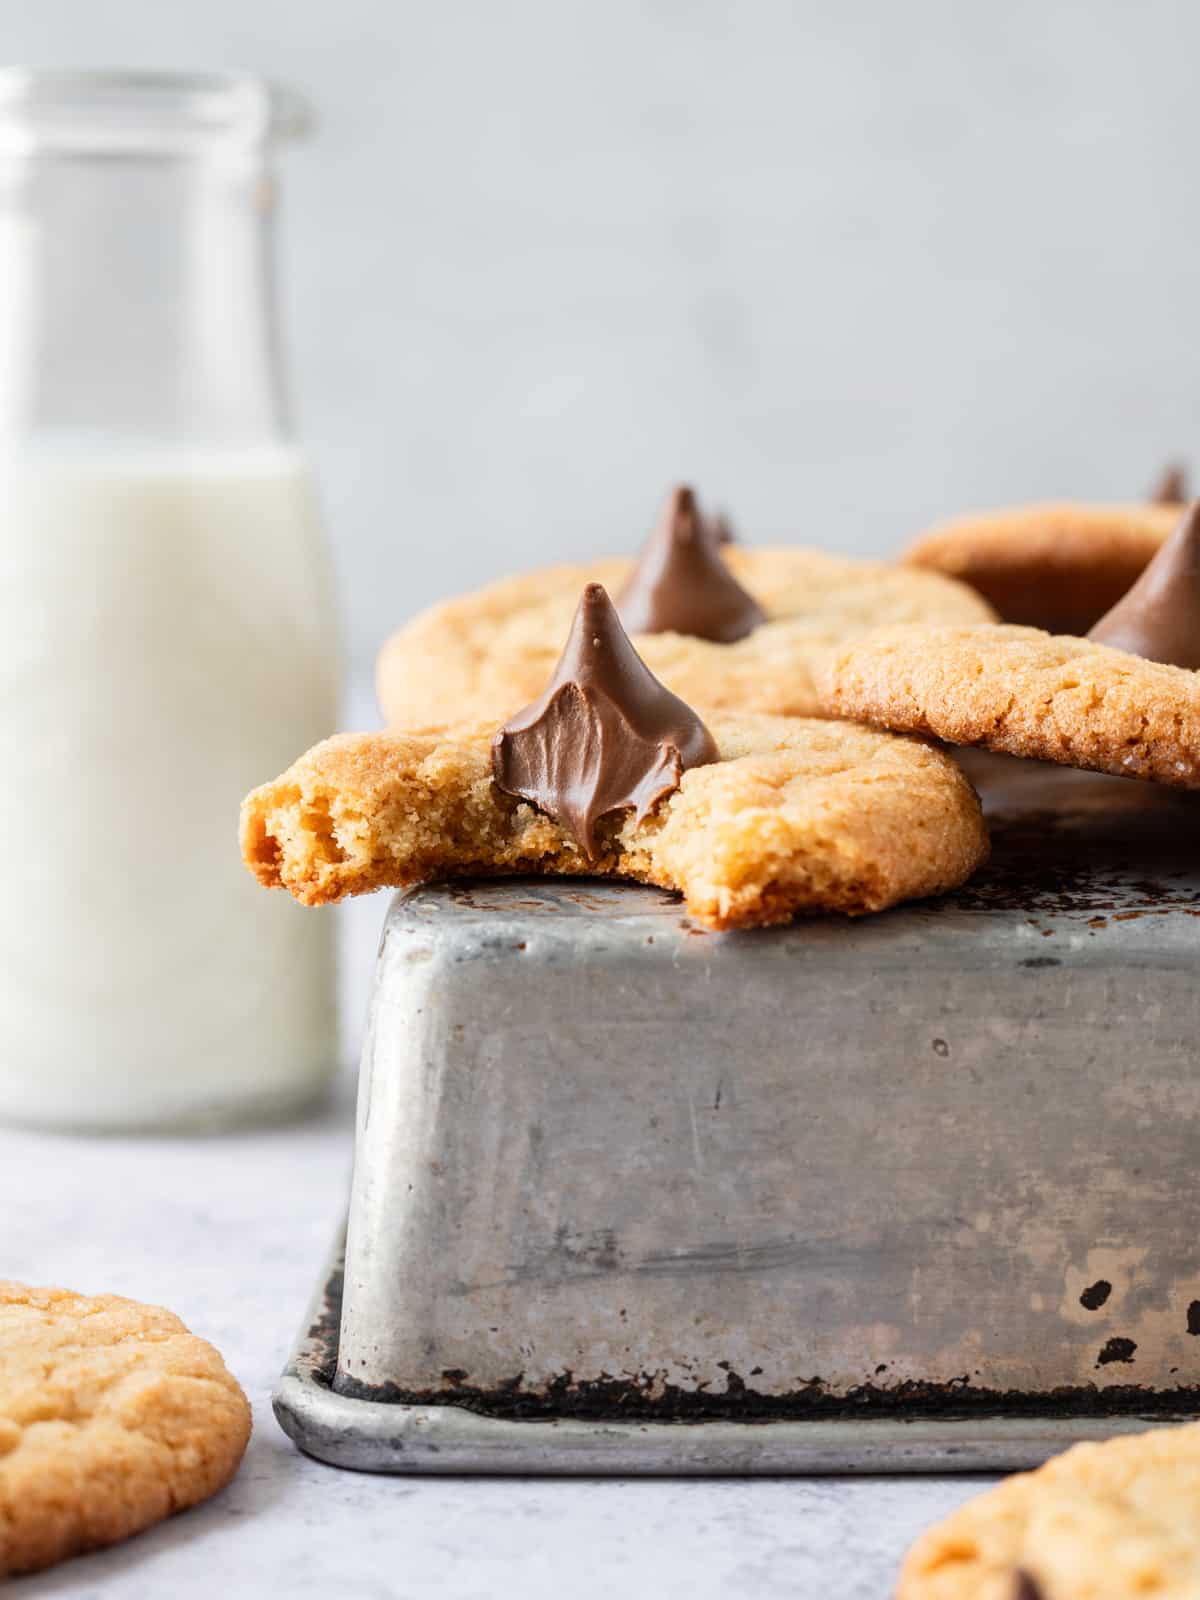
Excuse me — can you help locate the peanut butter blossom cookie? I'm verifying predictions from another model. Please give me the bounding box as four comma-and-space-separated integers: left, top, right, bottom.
245, 584, 987, 928
903, 495, 1181, 636
0, 1282, 251, 1577
376, 485, 994, 727
897, 1420, 1200, 1600
822, 504, 1200, 788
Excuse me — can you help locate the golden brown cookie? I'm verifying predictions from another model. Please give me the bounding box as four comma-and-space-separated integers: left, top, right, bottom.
0, 1282, 251, 1577
241, 714, 988, 929
903, 503, 1179, 635
376, 547, 996, 728
819, 623, 1200, 788
897, 1421, 1200, 1599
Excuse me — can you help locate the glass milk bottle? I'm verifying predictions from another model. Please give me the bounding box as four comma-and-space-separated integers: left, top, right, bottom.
0, 72, 339, 1129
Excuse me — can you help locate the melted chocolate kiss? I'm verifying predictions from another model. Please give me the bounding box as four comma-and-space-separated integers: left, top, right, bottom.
1089, 500, 1200, 667
1151, 462, 1188, 504
1012, 1571, 1045, 1600
492, 583, 719, 858
616, 486, 764, 643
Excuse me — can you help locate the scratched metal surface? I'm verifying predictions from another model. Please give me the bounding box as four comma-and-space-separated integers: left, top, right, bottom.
275, 1228, 1191, 1475
332, 762, 1200, 1429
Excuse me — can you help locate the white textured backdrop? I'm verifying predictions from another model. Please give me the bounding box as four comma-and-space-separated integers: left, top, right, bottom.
3, 0, 1197, 672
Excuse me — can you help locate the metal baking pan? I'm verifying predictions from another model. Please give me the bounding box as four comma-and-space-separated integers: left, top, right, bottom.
276, 761, 1200, 1473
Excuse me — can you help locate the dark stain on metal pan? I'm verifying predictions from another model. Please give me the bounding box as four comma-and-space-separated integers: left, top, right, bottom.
1096, 1337, 1138, 1366
1079, 1280, 1112, 1310
948, 804, 1200, 917
329, 1366, 1200, 1424
307, 1249, 1199, 1429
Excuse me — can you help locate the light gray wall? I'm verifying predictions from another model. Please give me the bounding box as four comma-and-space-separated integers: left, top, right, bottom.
4, 0, 1197, 674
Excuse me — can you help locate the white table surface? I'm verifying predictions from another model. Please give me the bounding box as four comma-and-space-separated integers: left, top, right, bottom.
1, 1015, 997, 1600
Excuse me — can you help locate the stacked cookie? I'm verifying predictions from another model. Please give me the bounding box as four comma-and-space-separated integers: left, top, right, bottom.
375, 485, 995, 724
825, 495, 1200, 788
241, 479, 1200, 929
244, 583, 987, 928
243, 485, 997, 927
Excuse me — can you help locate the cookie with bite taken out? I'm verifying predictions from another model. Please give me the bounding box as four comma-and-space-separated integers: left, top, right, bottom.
246, 585, 988, 928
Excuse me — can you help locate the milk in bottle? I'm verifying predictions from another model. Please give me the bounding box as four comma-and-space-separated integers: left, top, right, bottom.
0, 74, 340, 1127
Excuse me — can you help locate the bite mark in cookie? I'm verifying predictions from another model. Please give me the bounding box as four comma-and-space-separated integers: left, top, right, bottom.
250, 583, 988, 925
241, 709, 987, 930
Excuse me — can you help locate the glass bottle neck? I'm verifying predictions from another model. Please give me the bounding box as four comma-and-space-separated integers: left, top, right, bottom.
0, 77, 299, 452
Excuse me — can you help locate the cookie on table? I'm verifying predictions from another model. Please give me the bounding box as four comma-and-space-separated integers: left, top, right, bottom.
903, 502, 1179, 636
247, 585, 987, 929
897, 1420, 1200, 1599
0, 1282, 251, 1577
376, 485, 995, 727
823, 502, 1200, 788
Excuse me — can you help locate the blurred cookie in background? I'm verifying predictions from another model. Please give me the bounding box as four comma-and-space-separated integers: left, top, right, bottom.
903, 498, 1182, 635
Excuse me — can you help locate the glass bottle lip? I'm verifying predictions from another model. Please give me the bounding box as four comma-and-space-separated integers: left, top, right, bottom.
0, 69, 313, 150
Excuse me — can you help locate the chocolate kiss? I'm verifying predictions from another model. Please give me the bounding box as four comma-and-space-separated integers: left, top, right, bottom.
709, 512, 736, 547
1151, 462, 1188, 504
616, 486, 765, 643
1089, 500, 1200, 668
491, 583, 719, 859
